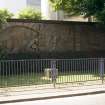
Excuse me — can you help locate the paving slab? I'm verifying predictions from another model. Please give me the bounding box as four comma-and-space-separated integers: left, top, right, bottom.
0, 84, 105, 104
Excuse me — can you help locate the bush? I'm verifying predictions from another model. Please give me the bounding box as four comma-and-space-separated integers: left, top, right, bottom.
0, 9, 13, 26
18, 7, 41, 20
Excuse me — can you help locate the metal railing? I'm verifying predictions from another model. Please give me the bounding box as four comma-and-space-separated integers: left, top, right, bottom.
0, 58, 104, 88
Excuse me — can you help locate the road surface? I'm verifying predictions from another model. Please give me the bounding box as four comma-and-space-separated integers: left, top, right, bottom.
1, 93, 105, 105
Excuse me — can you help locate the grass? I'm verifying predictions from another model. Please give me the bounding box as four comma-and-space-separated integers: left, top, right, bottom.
0, 72, 102, 88
57, 72, 100, 83
0, 73, 51, 88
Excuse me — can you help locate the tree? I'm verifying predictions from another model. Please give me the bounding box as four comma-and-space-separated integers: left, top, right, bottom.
0, 9, 13, 26
50, 0, 105, 23
18, 7, 42, 20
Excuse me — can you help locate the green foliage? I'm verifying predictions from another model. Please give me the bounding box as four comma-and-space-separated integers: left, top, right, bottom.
95, 7, 105, 23
18, 7, 42, 20
0, 9, 13, 26
50, 0, 105, 23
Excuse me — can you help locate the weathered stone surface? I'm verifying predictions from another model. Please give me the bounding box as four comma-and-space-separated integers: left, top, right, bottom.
0, 20, 105, 55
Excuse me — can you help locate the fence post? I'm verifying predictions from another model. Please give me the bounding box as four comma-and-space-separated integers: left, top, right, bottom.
51, 59, 57, 88
99, 58, 104, 84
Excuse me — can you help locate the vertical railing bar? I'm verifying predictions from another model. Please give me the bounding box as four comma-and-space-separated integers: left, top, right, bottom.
62, 59, 64, 84
77, 59, 79, 82
94, 59, 96, 80
90, 59, 92, 81
81, 59, 83, 83
36, 59, 38, 88
5, 61, 7, 88
40, 59, 43, 87
79, 59, 81, 82
61, 59, 62, 84
33, 60, 36, 87
71, 59, 73, 83
97, 58, 98, 80
60, 60, 64, 83
85, 58, 87, 82
74, 59, 76, 82
11, 60, 13, 87
64, 59, 66, 83
31, 59, 34, 85
86, 59, 90, 81
84, 59, 86, 82
3, 61, 5, 88
20, 60, 22, 86
22, 60, 24, 86
91, 59, 93, 81
78, 59, 80, 82
89, 59, 91, 81
88, 58, 90, 81
30, 60, 32, 86
68, 59, 70, 83
27, 60, 30, 85
67, 60, 69, 83
95, 58, 97, 80
72, 59, 74, 83
32, 59, 35, 87
40, 59, 43, 86
98, 58, 100, 80
23, 60, 26, 86
13, 60, 15, 87
46, 59, 47, 86
57, 59, 59, 84
79, 59, 80, 82
87, 59, 89, 81
66, 60, 68, 83
8, 61, 10, 87
16, 60, 18, 87
75, 59, 77, 82
92, 59, 94, 80
0, 61, 1, 88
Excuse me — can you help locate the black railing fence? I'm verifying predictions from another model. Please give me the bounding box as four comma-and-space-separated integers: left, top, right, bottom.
0, 58, 104, 88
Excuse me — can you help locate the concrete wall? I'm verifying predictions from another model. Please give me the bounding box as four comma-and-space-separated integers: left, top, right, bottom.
0, 19, 105, 58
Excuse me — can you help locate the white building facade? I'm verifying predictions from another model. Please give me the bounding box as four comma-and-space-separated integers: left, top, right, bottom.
41, 0, 64, 20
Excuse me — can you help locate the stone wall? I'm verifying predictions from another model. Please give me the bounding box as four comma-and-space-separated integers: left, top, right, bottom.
0, 19, 105, 58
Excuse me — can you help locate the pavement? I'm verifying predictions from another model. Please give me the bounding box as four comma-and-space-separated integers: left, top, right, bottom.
0, 82, 105, 104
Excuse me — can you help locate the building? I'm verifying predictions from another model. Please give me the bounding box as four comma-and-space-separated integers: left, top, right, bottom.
41, 0, 64, 20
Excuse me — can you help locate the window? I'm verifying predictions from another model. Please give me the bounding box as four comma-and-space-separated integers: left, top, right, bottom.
27, 0, 41, 9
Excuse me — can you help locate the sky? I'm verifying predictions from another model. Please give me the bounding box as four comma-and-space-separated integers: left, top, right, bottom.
0, 0, 26, 15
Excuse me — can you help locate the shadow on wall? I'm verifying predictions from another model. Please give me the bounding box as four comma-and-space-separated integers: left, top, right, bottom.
4, 51, 105, 60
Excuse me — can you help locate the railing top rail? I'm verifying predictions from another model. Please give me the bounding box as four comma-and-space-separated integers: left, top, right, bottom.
0, 58, 104, 62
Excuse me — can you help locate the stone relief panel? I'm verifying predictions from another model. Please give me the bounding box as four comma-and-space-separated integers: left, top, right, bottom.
0, 25, 39, 53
